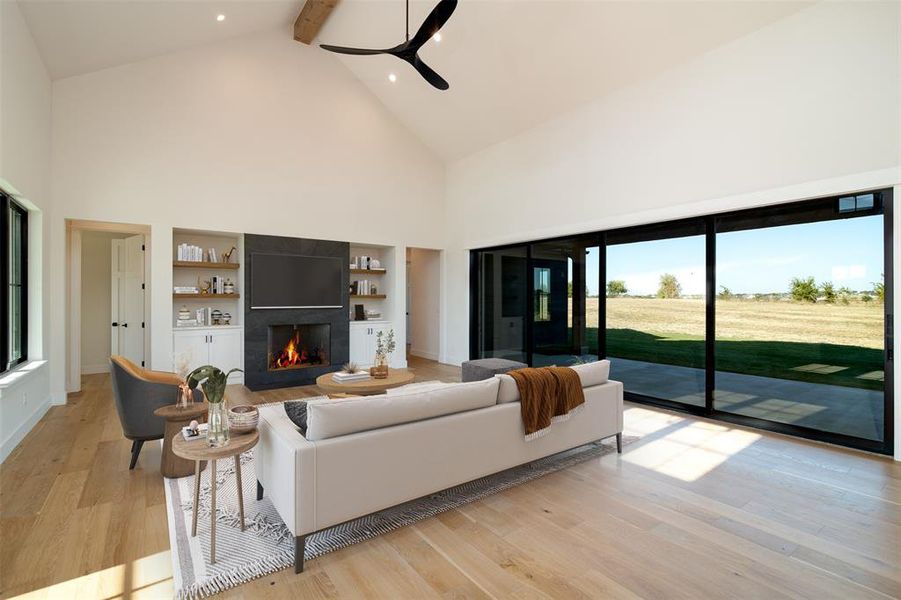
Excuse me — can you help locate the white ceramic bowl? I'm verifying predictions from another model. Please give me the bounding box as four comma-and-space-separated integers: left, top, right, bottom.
228, 405, 259, 434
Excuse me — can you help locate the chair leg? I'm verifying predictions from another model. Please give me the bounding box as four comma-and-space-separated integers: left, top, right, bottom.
129, 439, 144, 470
257, 480, 264, 501
616, 432, 622, 454
295, 535, 306, 573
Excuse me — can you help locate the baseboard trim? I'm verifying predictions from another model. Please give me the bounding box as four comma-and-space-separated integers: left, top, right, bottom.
410, 349, 439, 361
81, 364, 108, 375
0, 395, 52, 463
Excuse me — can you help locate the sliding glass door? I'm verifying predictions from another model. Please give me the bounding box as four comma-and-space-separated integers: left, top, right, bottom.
714, 195, 889, 443
605, 221, 707, 407
530, 237, 600, 366
470, 189, 893, 454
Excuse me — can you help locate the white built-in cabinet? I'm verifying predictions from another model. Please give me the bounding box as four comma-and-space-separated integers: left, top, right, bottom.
349, 321, 395, 367
173, 327, 244, 383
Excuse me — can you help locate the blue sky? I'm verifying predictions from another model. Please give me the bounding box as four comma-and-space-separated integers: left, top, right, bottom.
585, 215, 883, 296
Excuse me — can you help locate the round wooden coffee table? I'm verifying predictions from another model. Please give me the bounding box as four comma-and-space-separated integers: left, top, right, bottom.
172, 429, 259, 564
315, 368, 415, 396
154, 403, 208, 478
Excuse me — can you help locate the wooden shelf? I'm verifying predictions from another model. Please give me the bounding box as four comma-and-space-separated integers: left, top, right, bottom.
350, 268, 386, 275
173, 293, 240, 299
350, 294, 386, 299
173, 261, 240, 270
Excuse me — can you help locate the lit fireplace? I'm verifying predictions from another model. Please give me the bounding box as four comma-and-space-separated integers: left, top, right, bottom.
268, 324, 330, 371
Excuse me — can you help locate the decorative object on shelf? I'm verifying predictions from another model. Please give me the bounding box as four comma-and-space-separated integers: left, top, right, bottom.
370, 259, 381, 269
223, 246, 237, 263
228, 405, 259, 434
178, 305, 192, 321
370, 284, 378, 295
371, 329, 396, 379
354, 304, 365, 321
222, 312, 232, 325
199, 277, 212, 295
350, 256, 359, 269
223, 278, 236, 294
342, 362, 359, 374
211, 309, 223, 325
186, 365, 243, 448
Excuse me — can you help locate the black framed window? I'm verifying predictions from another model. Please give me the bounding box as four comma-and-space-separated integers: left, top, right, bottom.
470, 189, 894, 455
1, 192, 28, 373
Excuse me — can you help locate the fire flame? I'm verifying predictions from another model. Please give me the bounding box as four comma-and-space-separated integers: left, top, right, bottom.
271, 331, 321, 370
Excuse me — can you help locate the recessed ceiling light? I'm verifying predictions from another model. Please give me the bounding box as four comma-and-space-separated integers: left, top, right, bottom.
216, 14, 226, 22
388, 73, 397, 83
433, 32, 442, 42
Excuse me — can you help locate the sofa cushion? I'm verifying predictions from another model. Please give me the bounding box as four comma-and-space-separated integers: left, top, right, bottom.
305, 377, 500, 441
494, 360, 611, 404
571, 360, 610, 388
284, 400, 309, 434
385, 380, 449, 395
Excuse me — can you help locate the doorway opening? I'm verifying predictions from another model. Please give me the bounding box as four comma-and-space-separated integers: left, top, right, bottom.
406, 247, 441, 362
66, 220, 150, 393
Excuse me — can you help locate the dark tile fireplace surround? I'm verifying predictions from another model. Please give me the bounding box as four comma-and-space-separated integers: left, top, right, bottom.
244, 234, 349, 390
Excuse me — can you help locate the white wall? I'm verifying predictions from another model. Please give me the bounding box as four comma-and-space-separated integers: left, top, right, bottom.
442, 2, 901, 457
0, 0, 53, 462
48, 28, 446, 401
408, 248, 440, 360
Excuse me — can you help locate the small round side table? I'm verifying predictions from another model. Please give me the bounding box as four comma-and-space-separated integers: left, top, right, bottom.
172, 429, 259, 564
154, 403, 209, 478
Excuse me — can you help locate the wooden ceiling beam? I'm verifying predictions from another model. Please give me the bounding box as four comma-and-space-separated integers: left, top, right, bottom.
294, 0, 339, 45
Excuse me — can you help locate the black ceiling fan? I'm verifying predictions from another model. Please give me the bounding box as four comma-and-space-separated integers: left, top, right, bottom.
320, 0, 457, 90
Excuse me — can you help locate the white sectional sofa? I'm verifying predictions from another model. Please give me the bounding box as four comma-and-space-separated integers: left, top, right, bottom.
254, 360, 623, 573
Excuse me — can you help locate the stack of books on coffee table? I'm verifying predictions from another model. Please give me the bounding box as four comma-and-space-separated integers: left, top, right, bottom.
332, 371, 370, 383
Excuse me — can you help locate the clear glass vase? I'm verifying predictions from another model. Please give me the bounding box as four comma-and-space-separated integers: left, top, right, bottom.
177, 383, 193, 409
207, 401, 230, 447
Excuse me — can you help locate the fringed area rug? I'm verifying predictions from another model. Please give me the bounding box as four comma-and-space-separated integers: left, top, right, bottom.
164, 431, 635, 599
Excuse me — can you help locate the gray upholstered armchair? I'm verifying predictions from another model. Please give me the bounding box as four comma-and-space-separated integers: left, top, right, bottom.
109, 356, 198, 469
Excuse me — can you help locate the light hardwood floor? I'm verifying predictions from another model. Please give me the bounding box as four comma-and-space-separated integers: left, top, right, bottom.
1, 357, 899, 599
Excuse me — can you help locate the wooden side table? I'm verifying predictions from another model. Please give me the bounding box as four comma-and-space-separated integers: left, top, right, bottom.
172, 429, 259, 564
154, 403, 209, 478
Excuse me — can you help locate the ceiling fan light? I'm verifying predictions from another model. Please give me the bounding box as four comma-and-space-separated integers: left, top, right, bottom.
216, 14, 226, 22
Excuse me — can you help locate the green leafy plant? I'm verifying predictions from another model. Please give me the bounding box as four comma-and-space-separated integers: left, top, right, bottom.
820, 281, 836, 304
718, 286, 734, 300
790, 276, 818, 303
656, 273, 681, 299
606, 280, 627, 297
186, 365, 243, 403
873, 274, 885, 302
375, 329, 396, 360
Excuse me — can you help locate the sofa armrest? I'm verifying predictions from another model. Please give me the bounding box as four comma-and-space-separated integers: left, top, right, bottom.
256, 405, 317, 536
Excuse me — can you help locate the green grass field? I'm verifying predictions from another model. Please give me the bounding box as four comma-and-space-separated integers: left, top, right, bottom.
574, 298, 885, 391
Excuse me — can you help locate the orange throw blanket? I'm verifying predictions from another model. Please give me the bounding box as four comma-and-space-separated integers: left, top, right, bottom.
508, 367, 585, 440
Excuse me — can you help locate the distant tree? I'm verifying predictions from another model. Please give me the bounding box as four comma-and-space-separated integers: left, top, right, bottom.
820, 281, 837, 304
790, 276, 818, 303
657, 273, 682, 299
837, 286, 853, 305
567, 282, 573, 298
606, 280, 627, 297
862, 294, 873, 303
718, 286, 734, 300
874, 274, 885, 303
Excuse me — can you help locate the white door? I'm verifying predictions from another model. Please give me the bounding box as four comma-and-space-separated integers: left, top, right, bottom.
111, 236, 145, 365
209, 330, 242, 378
173, 331, 209, 375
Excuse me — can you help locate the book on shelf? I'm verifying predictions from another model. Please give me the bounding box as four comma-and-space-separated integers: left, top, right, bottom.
174, 286, 200, 294
175, 319, 199, 328
177, 244, 205, 262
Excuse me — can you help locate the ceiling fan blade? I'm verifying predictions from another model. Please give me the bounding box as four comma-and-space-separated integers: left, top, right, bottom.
320, 44, 384, 56
406, 55, 449, 90
409, 0, 457, 48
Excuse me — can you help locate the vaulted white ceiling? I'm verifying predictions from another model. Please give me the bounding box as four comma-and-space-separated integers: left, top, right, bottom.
18, 0, 811, 160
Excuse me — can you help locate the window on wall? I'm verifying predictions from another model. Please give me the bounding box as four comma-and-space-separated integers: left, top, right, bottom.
2, 192, 28, 373
534, 268, 551, 322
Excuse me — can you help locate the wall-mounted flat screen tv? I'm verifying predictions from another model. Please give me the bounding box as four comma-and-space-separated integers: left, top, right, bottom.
251, 253, 343, 309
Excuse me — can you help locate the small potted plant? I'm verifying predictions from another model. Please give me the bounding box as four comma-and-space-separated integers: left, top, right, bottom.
371, 329, 395, 379
186, 365, 243, 447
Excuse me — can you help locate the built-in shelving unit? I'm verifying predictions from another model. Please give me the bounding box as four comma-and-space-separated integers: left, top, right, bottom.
173, 261, 239, 270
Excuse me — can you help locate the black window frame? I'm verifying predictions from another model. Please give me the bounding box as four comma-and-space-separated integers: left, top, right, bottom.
470, 189, 894, 456
1, 191, 28, 374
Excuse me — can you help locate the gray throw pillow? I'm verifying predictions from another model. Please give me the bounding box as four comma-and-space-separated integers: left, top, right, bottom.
284, 400, 308, 435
